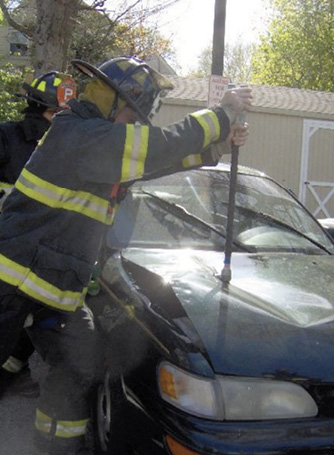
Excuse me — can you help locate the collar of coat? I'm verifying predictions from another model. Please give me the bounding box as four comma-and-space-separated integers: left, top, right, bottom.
66, 99, 105, 120
21, 112, 51, 142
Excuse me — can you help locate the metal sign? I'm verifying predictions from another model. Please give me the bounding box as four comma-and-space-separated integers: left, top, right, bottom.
207, 75, 231, 107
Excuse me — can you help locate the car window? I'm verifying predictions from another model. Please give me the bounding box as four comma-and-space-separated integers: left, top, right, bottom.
106, 168, 334, 254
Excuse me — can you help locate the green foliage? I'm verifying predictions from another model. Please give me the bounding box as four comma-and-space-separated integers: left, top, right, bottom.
0, 63, 27, 121
188, 42, 253, 84
224, 42, 254, 83
250, 0, 334, 91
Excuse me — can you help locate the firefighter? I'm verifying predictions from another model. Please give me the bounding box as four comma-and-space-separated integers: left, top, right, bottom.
0, 71, 77, 398
0, 56, 252, 455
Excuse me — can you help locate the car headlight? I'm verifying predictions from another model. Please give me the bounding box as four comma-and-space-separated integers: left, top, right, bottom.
218, 376, 318, 420
158, 362, 220, 419
158, 362, 318, 420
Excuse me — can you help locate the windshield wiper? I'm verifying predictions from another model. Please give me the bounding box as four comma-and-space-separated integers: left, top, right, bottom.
236, 205, 332, 254
141, 190, 250, 251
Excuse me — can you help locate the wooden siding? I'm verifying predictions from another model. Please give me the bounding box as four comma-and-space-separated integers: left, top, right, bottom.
155, 101, 305, 196
236, 111, 304, 195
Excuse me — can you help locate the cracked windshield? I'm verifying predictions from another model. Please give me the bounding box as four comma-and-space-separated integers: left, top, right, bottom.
108, 169, 334, 254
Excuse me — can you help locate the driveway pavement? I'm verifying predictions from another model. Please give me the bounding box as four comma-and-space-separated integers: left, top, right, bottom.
0, 353, 95, 455
0, 352, 42, 455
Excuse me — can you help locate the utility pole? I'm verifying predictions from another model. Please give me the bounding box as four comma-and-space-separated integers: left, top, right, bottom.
211, 0, 227, 76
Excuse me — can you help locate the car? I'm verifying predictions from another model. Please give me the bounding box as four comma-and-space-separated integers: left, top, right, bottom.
91, 162, 334, 455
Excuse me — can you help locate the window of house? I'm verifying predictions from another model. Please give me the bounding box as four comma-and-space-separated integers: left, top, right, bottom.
9, 31, 29, 56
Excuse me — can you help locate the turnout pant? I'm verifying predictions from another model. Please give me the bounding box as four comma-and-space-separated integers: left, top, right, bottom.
28, 304, 102, 454
0, 293, 33, 365
0, 293, 102, 454
1, 329, 35, 373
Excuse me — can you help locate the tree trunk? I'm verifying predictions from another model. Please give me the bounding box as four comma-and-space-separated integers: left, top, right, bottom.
34, 0, 80, 73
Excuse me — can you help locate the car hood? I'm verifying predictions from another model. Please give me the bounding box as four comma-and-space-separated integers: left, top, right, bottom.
121, 249, 334, 380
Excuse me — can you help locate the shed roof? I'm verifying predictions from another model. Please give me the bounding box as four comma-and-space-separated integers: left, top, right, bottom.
164, 76, 334, 119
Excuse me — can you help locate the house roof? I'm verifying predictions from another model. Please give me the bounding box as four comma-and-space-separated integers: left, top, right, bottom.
146, 55, 177, 76
164, 76, 334, 118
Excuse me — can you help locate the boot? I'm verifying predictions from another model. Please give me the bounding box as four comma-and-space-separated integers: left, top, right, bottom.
0, 365, 40, 398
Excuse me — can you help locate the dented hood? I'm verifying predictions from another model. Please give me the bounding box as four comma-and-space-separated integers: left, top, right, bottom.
122, 248, 334, 381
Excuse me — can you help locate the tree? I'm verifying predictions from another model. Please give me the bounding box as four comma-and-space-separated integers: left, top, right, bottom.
0, 63, 26, 121
72, 7, 173, 64
0, 0, 80, 71
250, 0, 334, 91
224, 42, 254, 83
0, 0, 180, 72
189, 41, 253, 84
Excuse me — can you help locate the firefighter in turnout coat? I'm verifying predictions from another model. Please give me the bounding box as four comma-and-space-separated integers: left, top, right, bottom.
0, 56, 252, 455
0, 72, 77, 399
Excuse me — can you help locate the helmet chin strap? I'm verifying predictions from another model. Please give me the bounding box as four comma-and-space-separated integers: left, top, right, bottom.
107, 90, 159, 125
148, 92, 162, 120
108, 92, 119, 122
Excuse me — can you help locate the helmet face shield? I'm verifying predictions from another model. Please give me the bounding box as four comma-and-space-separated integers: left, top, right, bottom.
72, 56, 174, 123
21, 72, 77, 109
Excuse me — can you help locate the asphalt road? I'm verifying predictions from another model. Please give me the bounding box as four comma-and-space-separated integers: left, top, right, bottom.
0, 352, 43, 455
0, 353, 95, 455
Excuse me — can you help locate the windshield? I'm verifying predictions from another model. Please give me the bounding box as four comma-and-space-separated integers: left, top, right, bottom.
106, 167, 334, 254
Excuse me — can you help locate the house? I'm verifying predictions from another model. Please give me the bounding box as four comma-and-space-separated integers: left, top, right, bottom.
154, 77, 334, 218
0, 24, 30, 67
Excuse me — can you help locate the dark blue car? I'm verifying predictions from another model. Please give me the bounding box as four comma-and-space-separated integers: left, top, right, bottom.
92, 163, 334, 455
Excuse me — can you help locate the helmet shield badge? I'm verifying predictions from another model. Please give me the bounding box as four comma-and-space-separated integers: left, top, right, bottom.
56, 77, 77, 108
20, 72, 77, 109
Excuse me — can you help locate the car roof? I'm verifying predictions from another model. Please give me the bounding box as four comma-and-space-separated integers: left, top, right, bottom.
201, 162, 268, 178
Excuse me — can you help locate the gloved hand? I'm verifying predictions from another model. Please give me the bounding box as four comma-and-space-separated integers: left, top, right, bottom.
209, 122, 250, 161
220, 87, 252, 125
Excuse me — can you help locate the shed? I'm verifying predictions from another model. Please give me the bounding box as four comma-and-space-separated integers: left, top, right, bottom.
154, 77, 334, 218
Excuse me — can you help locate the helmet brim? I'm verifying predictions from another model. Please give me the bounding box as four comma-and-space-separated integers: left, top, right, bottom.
71, 59, 174, 124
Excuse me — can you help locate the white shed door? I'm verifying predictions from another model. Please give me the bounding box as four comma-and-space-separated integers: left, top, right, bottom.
299, 119, 334, 218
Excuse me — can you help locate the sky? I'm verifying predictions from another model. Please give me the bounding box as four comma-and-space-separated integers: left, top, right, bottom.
104, 0, 270, 75
158, 0, 269, 74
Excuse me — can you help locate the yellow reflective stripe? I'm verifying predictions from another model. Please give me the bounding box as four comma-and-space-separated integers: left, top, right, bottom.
35, 409, 52, 434
55, 418, 89, 438
121, 125, 149, 181
20, 271, 86, 312
0, 253, 29, 285
0, 253, 86, 312
2, 355, 24, 373
16, 168, 109, 223
37, 81, 46, 92
182, 154, 203, 169
35, 409, 88, 439
38, 130, 49, 146
54, 77, 62, 87
0, 181, 13, 189
190, 109, 220, 148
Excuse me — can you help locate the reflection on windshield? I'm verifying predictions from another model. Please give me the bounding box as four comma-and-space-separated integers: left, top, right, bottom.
107, 168, 334, 254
